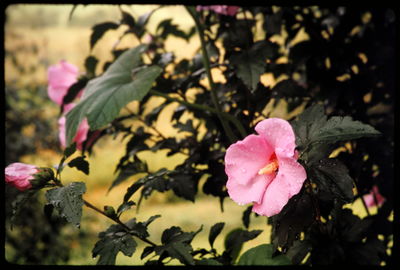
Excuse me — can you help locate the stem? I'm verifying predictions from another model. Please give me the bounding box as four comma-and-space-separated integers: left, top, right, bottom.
185, 6, 237, 143
52, 179, 156, 246
83, 199, 157, 246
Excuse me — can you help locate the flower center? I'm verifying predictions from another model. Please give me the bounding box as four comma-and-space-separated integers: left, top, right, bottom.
258, 158, 279, 175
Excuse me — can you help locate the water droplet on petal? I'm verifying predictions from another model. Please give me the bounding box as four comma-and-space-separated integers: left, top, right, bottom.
241, 168, 247, 173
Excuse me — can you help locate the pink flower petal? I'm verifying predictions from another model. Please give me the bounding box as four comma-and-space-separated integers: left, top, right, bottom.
255, 118, 296, 157
225, 134, 274, 186
58, 104, 90, 150
252, 174, 290, 216
363, 185, 385, 207
226, 6, 240, 16
227, 174, 274, 205
275, 155, 307, 197
5, 162, 38, 191
47, 60, 79, 105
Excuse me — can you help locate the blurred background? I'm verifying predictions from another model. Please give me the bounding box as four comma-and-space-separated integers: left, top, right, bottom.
4, 4, 379, 265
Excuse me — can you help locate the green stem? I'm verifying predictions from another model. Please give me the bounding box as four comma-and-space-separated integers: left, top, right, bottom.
185, 6, 238, 143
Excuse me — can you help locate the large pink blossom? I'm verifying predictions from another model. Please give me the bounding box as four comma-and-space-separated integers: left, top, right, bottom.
58, 103, 89, 150
5, 162, 39, 191
47, 60, 81, 105
224, 118, 307, 217
363, 185, 385, 207
196, 5, 240, 16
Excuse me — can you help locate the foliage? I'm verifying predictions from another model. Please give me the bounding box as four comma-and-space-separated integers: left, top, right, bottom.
5, 5, 394, 266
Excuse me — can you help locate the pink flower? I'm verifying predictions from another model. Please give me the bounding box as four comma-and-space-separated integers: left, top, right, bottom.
5, 162, 39, 191
47, 60, 81, 105
363, 185, 385, 207
196, 5, 240, 16
58, 103, 89, 150
224, 118, 307, 217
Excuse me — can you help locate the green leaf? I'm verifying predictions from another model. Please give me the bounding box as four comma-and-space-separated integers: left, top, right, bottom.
64, 142, 77, 158
67, 156, 90, 175
155, 226, 201, 265
271, 189, 315, 252
238, 244, 292, 265
165, 242, 195, 265
316, 115, 381, 144
109, 159, 148, 192
195, 258, 223, 265
292, 104, 381, 164
45, 182, 86, 227
230, 41, 276, 92
242, 205, 253, 229
141, 246, 155, 260
156, 19, 192, 41
92, 224, 137, 265
224, 228, 263, 263
84, 55, 99, 77
311, 158, 355, 203
116, 201, 135, 217
62, 77, 89, 106
66, 45, 163, 145
209, 222, 225, 248
90, 22, 119, 50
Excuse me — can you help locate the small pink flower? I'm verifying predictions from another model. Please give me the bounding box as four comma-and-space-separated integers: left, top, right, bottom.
58, 103, 89, 150
196, 5, 240, 16
47, 60, 81, 105
5, 163, 39, 191
224, 118, 307, 217
363, 185, 385, 207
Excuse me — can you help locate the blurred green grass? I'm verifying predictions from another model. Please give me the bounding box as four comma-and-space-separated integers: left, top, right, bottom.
5, 4, 370, 265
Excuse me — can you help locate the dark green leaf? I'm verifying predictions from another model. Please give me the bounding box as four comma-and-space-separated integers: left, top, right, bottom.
292, 104, 381, 163
116, 201, 135, 217
90, 22, 120, 50
92, 224, 137, 265
209, 222, 225, 248
156, 19, 192, 41
315, 115, 381, 144
166, 242, 195, 265
62, 77, 89, 106
120, 10, 135, 28
168, 173, 199, 202
66, 45, 163, 145
285, 240, 312, 265
195, 258, 223, 265
109, 159, 148, 192
141, 246, 155, 260
84, 55, 99, 76
238, 244, 292, 265
67, 156, 89, 175
271, 189, 315, 252
45, 182, 86, 227
64, 142, 77, 158
230, 41, 275, 92
242, 205, 253, 229
311, 158, 354, 203
123, 169, 169, 204
224, 228, 263, 263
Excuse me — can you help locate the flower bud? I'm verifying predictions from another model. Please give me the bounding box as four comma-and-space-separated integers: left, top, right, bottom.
5, 163, 39, 191
29, 167, 55, 188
